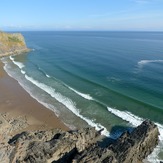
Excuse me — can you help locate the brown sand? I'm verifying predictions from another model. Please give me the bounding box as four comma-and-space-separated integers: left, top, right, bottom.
0, 61, 69, 135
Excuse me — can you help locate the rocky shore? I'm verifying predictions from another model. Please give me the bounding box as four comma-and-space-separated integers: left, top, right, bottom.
0, 120, 159, 163
0, 31, 30, 57
0, 31, 160, 163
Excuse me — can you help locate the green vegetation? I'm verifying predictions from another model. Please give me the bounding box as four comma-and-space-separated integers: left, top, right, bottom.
8, 36, 21, 42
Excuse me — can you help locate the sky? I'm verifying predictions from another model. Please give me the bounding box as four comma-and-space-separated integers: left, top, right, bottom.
1, 0, 163, 31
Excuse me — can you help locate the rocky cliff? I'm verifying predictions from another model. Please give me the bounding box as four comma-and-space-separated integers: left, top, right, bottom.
0, 31, 29, 57
0, 120, 159, 163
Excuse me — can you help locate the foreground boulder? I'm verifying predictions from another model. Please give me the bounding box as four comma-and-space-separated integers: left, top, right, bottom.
0, 120, 159, 163
74, 120, 159, 163
0, 31, 30, 57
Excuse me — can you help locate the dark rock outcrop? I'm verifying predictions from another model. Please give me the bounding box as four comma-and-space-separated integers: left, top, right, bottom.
74, 120, 159, 163
9, 128, 101, 163
0, 31, 30, 57
0, 120, 159, 163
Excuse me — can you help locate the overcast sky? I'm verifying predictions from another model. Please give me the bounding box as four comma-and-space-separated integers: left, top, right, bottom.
1, 0, 163, 31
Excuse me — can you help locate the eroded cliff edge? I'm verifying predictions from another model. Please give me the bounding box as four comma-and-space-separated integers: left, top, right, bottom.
0, 120, 159, 163
0, 31, 30, 57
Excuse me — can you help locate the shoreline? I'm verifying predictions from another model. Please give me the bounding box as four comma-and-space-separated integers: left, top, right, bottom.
0, 63, 157, 163
0, 60, 69, 136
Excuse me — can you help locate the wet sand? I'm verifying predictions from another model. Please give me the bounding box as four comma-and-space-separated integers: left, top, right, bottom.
0, 61, 69, 136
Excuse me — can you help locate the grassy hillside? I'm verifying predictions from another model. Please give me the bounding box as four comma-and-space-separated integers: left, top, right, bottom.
0, 31, 29, 57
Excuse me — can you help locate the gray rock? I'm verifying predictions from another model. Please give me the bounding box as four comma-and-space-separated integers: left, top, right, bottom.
73, 120, 159, 163
0, 120, 159, 163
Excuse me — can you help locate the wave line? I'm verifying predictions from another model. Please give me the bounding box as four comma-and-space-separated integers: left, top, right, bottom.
107, 107, 163, 163
138, 59, 163, 68
25, 75, 109, 136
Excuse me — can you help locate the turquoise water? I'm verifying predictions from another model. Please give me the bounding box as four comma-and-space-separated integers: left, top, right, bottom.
2, 31, 163, 162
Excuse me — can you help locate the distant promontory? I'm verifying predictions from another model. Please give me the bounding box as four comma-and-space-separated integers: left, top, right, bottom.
0, 31, 30, 57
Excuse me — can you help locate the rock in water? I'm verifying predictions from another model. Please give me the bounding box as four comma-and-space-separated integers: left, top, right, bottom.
0, 120, 159, 163
0, 31, 30, 57
111, 120, 159, 163
74, 120, 159, 163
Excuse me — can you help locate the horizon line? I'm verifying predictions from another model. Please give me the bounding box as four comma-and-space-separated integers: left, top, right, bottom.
4, 30, 163, 32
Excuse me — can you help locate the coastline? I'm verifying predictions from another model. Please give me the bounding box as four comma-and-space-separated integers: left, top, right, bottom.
0, 31, 161, 162
0, 60, 69, 136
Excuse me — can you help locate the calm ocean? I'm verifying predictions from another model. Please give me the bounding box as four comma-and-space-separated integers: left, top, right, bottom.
2, 31, 163, 162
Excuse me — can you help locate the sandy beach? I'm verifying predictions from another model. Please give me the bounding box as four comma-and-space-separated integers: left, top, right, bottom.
0, 61, 69, 136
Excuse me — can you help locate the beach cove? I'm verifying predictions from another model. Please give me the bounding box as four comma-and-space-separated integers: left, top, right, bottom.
0, 61, 68, 137
0, 31, 163, 162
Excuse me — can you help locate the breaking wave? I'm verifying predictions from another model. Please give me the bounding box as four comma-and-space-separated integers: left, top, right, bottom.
67, 86, 93, 100
9, 56, 25, 69
138, 59, 163, 68
37, 66, 51, 78
25, 75, 109, 136
107, 107, 163, 163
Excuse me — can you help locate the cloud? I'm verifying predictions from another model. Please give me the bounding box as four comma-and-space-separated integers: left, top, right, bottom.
133, 0, 158, 4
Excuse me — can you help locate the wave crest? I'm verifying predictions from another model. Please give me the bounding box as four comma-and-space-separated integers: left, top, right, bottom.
68, 86, 93, 100
138, 59, 163, 67
107, 107, 163, 163
9, 56, 25, 69
25, 75, 109, 136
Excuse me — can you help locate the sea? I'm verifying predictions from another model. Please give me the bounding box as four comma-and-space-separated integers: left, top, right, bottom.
1, 31, 163, 162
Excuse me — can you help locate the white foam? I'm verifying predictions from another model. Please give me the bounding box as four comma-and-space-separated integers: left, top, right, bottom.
2, 60, 60, 116
107, 107, 163, 140
138, 59, 163, 68
38, 66, 51, 78
147, 123, 163, 163
9, 56, 14, 61
9, 56, 25, 69
68, 86, 93, 100
107, 107, 163, 163
156, 123, 163, 141
46, 74, 50, 78
25, 75, 109, 136
107, 107, 143, 126
21, 70, 26, 74
18, 81, 60, 117
13, 61, 25, 69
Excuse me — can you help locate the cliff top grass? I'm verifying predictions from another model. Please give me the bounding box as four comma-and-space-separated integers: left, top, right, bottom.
0, 31, 29, 57
8, 36, 22, 43
0, 31, 25, 45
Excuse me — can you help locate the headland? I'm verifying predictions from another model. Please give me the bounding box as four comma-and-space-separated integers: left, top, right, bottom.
0, 31, 160, 163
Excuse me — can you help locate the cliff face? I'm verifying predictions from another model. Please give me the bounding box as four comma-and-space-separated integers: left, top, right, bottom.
75, 120, 159, 163
0, 120, 159, 163
0, 31, 29, 57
